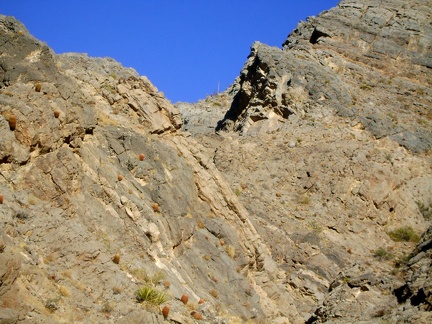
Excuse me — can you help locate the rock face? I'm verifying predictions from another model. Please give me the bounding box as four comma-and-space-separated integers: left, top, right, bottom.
217, 0, 432, 152
393, 226, 432, 318
1, 0, 432, 322
183, 0, 432, 322
0, 15, 297, 323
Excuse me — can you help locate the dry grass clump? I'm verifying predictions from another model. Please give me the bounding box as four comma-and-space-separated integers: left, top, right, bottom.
196, 220, 205, 229
209, 288, 218, 298
135, 286, 169, 305
417, 201, 432, 220
58, 285, 71, 297
373, 247, 394, 261
225, 245, 235, 258
388, 226, 420, 243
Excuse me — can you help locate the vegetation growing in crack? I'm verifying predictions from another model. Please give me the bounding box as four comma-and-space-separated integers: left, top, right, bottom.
387, 226, 420, 243
135, 286, 170, 305
373, 247, 394, 261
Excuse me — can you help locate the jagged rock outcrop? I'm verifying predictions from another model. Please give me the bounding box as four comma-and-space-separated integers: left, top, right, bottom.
208, 112, 431, 322
216, 41, 352, 135
393, 226, 432, 317
181, 0, 431, 323
217, 0, 431, 153
0, 15, 300, 323
58, 53, 182, 134
176, 93, 230, 134
308, 224, 432, 322
1, 0, 432, 322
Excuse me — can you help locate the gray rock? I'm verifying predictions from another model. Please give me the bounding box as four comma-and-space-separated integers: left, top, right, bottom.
0, 14, 299, 323
1, 1, 431, 322
217, 0, 431, 152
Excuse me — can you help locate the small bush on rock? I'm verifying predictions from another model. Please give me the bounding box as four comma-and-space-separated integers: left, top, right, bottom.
373, 247, 393, 261
181, 294, 189, 304
388, 226, 420, 243
209, 289, 218, 298
112, 254, 120, 264
191, 311, 203, 320
225, 245, 235, 258
135, 286, 169, 305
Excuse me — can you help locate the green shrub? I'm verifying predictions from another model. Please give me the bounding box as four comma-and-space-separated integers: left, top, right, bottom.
373, 247, 393, 261
135, 286, 169, 305
388, 226, 420, 243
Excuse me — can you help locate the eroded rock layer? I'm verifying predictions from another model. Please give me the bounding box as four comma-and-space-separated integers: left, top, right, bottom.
1, 0, 432, 322
217, 0, 431, 153
0, 15, 296, 323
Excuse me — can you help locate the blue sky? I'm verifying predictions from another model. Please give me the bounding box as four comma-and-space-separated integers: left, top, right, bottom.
2, 1, 340, 102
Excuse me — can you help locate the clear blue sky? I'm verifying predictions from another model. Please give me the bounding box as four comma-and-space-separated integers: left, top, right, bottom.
1, 1, 340, 102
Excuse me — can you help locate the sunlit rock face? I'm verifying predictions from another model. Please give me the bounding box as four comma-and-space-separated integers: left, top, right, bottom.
1, 1, 431, 322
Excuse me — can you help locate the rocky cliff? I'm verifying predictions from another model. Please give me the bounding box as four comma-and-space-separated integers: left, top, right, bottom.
1, 0, 432, 323
180, 0, 432, 322
217, 0, 431, 153
0, 15, 296, 323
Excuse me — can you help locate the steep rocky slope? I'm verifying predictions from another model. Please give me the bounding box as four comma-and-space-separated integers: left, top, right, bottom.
1, 0, 431, 322
0, 15, 296, 323
217, 0, 431, 153
178, 0, 432, 322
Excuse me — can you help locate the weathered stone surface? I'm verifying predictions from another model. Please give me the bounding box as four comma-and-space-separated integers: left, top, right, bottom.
182, 2, 431, 322
1, 0, 431, 322
394, 226, 432, 312
176, 92, 230, 134
309, 226, 432, 322
58, 53, 182, 134
217, 0, 431, 152
0, 15, 299, 323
